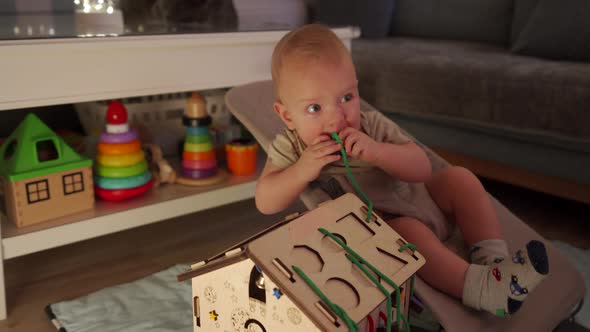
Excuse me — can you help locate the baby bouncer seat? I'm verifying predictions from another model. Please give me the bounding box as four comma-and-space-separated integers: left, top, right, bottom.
225, 80, 585, 332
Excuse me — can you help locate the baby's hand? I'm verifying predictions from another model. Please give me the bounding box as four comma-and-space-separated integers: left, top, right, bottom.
294, 135, 342, 183
338, 127, 378, 163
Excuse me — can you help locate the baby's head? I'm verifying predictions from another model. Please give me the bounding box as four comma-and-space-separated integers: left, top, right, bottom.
271, 24, 361, 146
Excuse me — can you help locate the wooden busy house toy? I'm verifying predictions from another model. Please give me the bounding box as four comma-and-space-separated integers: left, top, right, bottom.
0, 114, 94, 227
94, 101, 154, 201
176, 93, 225, 186
178, 194, 425, 332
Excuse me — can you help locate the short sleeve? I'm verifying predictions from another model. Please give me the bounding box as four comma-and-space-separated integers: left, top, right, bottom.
267, 132, 299, 169
362, 111, 411, 145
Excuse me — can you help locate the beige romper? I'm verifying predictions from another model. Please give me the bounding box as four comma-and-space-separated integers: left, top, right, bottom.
267, 110, 453, 241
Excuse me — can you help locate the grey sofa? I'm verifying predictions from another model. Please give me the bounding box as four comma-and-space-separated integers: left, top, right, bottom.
318, 0, 590, 203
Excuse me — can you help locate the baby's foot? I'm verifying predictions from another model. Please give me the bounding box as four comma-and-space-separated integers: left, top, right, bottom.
468, 239, 509, 265
464, 240, 549, 316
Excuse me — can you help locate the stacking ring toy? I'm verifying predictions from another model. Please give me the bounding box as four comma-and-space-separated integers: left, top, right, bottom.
183, 116, 211, 127
94, 170, 152, 190
186, 126, 209, 136
181, 167, 217, 179
95, 178, 154, 201
184, 142, 213, 153
182, 159, 217, 170
100, 128, 138, 144
106, 123, 130, 134
97, 140, 141, 155
95, 160, 148, 178
183, 150, 215, 161
185, 134, 210, 144
97, 150, 145, 167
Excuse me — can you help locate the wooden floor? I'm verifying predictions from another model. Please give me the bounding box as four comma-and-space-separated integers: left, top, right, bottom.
0, 179, 588, 331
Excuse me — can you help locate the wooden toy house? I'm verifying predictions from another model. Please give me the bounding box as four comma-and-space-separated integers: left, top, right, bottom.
178, 194, 425, 332
0, 114, 94, 227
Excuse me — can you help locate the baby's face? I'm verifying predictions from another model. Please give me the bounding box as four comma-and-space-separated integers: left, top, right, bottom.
274, 56, 361, 146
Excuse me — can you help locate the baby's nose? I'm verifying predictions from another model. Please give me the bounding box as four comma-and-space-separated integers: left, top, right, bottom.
326, 111, 346, 133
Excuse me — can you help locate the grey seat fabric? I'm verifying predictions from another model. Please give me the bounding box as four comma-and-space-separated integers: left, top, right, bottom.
225, 80, 585, 331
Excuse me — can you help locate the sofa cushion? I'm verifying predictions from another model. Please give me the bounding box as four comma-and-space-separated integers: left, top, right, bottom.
512, 0, 590, 62
314, 0, 395, 38
510, 0, 540, 44
391, 0, 513, 46
352, 37, 590, 140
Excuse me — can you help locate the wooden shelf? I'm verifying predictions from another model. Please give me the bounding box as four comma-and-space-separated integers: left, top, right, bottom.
1, 162, 261, 259
0, 27, 359, 112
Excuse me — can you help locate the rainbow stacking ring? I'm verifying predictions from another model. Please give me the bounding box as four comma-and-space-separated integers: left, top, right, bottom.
182, 116, 212, 127
182, 159, 217, 170
184, 142, 213, 153
97, 150, 145, 167
185, 134, 210, 144
106, 123, 130, 134
186, 126, 209, 136
100, 128, 138, 144
95, 160, 148, 178
181, 167, 217, 179
95, 178, 154, 201
183, 150, 215, 161
94, 170, 152, 190
97, 140, 141, 155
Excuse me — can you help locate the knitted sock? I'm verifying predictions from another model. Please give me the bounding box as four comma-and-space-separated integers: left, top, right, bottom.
468, 239, 510, 265
462, 240, 549, 316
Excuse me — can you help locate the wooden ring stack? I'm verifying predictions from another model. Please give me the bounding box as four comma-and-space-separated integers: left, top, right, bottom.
176, 93, 225, 186
94, 101, 153, 201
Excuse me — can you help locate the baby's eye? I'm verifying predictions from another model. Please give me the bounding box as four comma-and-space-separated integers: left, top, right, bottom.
340, 93, 354, 103
306, 104, 321, 113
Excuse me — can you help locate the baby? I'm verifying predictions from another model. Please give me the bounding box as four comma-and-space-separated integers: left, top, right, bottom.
256, 24, 549, 317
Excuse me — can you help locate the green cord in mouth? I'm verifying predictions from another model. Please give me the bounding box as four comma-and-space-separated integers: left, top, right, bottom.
330, 132, 374, 222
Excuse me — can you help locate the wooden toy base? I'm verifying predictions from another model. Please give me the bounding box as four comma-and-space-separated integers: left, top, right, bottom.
176, 169, 226, 186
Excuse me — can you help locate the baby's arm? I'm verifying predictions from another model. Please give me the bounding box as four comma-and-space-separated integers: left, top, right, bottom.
255, 160, 310, 214
339, 127, 431, 182
256, 136, 342, 214
372, 141, 432, 182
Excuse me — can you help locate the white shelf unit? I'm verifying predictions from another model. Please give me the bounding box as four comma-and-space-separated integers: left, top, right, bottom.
0, 26, 359, 320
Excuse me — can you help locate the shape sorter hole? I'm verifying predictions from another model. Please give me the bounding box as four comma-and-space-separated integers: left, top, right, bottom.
3, 140, 16, 160
335, 213, 376, 244
36, 139, 59, 162
324, 278, 360, 310
291, 245, 324, 273
321, 233, 347, 253
376, 247, 408, 273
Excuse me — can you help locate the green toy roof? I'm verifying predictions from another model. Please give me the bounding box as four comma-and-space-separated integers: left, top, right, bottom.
0, 113, 92, 182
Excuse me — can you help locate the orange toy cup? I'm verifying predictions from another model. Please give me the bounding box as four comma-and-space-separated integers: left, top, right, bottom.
225, 139, 258, 176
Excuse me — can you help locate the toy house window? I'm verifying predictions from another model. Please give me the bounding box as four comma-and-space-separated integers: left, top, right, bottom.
26, 179, 50, 204
62, 172, 84, 195
36, 139, 59, 162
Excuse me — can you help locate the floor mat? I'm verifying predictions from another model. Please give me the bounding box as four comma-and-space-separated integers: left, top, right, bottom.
46, 264, 193, 332
46, 240, 589, 331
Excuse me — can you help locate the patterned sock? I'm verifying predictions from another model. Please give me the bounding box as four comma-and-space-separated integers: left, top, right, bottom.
468, 239, 510, 265
462, 240, 549, 316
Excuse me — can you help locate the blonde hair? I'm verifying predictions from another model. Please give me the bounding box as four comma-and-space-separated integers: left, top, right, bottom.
271, 24, 352, 101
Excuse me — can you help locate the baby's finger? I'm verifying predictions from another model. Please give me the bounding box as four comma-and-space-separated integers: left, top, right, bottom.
320, 154, 341, 165
337, 128, 354, 141
312, 143, 341, 157
311, 140, 340, 152
312, 135, 332, 145
345, 135, 358, 154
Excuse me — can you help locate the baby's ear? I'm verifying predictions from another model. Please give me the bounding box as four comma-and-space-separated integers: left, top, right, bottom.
274, 101, 295, 130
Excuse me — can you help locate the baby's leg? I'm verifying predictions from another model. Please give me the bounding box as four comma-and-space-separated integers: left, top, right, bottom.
387, 216, 469, 298
425, 166, 508, 264
388, 216, 549, 316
